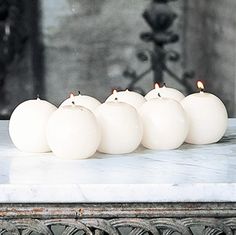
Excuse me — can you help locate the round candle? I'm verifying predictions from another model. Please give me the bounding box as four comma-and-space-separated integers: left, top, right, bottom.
9, 98, 57, 153
145, 83, 185, 102
95, 100, 143, 154
60, 93, 101, 112
139, 97, 189, 150
181, 81, 228, 145
47, 101, 100, 160
105, 89, 146, 110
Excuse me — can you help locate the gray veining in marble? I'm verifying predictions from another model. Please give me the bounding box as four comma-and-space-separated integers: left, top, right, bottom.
0, 120, 236, 203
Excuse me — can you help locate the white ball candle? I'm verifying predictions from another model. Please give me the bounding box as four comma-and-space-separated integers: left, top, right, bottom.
139, 97, 189, 150
145, 83, 185, 102
9, 98, 57, 153
47, 101, 100, 160
60, 93, 101, 112
181, 81, 228, 145
95, 99, 143, 154
105, 89, 146, 110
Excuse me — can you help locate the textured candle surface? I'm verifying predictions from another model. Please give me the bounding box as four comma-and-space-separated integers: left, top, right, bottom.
181, 92, 228, 144
145, 86, 185, 102
106, 90, 146, 110
9, 99, 57, 153
47, 105, 100, 159
139, 98, 189, 150
95, 101, 143, 154
60, 95, 101, 112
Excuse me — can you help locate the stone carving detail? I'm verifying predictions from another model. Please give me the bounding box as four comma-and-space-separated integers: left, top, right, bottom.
0, 218, 235, 235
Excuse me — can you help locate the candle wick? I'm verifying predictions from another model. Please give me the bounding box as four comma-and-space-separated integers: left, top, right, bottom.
200, 88, 204, 92
115, 97, 118, 101
78, 91, 81, 95
72, 101, 75, 105
163, 83, 166, 87
37, 94, 40, 99
158, 93, 161, 98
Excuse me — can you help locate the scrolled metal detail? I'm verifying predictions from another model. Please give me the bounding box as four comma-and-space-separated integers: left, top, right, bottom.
181, 218, 233, 235
82, 219, 119, 235
223, 218, 236, 230
0, 220, 20, 235
15, 219, 53, 235
124, 0, 195, 94
203, 227, 224, 235
0, 218, 236, 234
45, 219, 93, 235
110, 218, 160, 235
151, 218, 193, 235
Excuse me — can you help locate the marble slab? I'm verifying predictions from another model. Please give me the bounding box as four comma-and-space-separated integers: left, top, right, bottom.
0, 120, 236, 203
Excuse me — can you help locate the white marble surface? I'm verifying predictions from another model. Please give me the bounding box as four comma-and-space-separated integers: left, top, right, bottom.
0, 120, 236, 203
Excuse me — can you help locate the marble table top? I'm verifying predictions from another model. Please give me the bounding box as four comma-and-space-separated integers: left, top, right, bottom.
0, 120, 236, 203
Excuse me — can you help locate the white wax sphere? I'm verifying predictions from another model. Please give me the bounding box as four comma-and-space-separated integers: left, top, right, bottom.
145, 84, 185, 102
181, 92, 228, 144
9, 98, 57, 153
139, 98, 189, 150
47, 105, 100, 159
95, 101, 143, 154
106, 90, 146, 109
60, 94, 101, 112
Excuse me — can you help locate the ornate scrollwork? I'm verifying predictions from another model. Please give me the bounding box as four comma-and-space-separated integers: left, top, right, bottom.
0, 218, 235, 235
124, 0, 195, 95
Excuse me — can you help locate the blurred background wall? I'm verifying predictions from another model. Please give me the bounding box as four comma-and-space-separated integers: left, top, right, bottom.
182, 0, 236, 116
0, 0, 236, 118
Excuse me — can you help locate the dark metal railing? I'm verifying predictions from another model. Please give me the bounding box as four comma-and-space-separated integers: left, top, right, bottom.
124, 0, 194, 94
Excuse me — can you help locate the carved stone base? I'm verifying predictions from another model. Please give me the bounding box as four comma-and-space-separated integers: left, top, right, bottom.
0, 203, 236, 234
